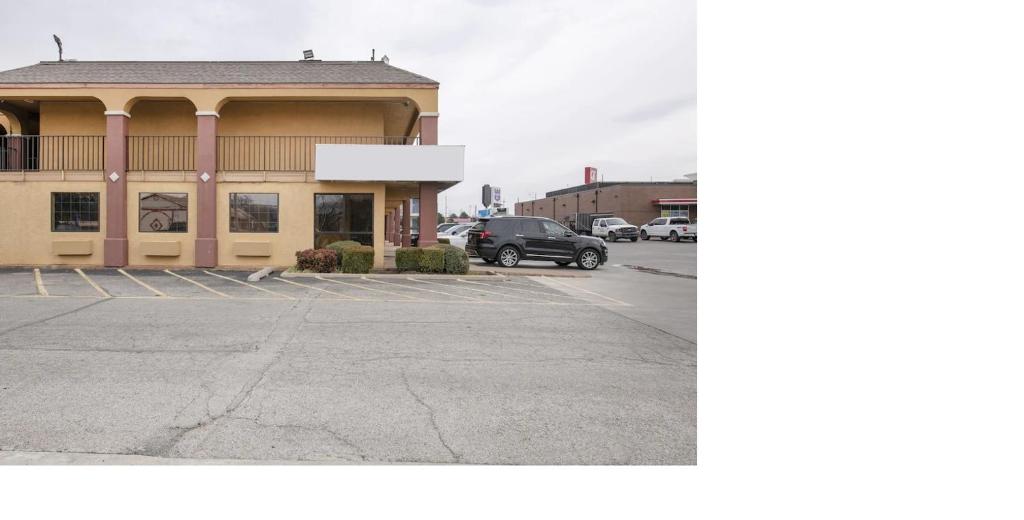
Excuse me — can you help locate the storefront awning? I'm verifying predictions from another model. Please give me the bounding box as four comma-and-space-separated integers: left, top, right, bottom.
653, 198, 698, 205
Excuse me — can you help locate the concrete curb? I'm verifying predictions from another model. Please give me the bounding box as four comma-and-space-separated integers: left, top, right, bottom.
281, 271, 497, 279
247, 266, 275, 282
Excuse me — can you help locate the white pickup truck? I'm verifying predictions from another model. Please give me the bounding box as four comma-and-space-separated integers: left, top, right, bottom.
640, 217, 697, 242
591, 217, 639, 242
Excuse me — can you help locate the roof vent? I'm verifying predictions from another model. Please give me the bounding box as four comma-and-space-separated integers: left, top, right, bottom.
381, 54, 389, 64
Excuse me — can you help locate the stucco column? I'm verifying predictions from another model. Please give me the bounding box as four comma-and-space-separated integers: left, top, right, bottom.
419, 113, 438, 145
401, 199, 412, 247
418, 183, 439, 247
195, 113, 218, 267
392, 208, 402, 245
103, 112, 129, 267
4, 135, 23, 170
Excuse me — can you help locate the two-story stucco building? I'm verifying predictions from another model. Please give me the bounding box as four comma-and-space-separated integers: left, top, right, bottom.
0, 60, 463, 269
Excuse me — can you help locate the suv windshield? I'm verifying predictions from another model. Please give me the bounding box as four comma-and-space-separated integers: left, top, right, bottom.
605, 218, 627, 225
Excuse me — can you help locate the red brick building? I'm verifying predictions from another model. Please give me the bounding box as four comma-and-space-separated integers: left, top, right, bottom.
514, 178, 697, 228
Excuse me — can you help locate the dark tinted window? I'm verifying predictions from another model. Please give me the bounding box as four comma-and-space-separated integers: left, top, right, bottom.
139, 192, 188, 232
314, 193, 374, 247
669, 218, 689, 225
230, 193, 279, 232
541, 220, 567, 235
486, 219, 515, 234
52, 192, 100, 232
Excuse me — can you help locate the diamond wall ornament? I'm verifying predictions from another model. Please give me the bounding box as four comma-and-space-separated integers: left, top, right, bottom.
200, 172, 211, 183
108, 171, 120, 182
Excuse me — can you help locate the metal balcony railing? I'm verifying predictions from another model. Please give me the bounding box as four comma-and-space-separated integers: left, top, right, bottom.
127, 136, 196, 172
217, 135, 419, 172
0, 135, 105, 172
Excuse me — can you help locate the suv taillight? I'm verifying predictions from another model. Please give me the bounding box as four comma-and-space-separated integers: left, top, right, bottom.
683, 226, 688, 231
480, 230, 492, 239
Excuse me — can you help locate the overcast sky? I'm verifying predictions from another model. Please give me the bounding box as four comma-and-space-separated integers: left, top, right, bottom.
0, 0, 695, 215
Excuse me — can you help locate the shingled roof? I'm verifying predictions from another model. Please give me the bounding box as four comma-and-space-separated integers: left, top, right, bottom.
0, 61, 439, 85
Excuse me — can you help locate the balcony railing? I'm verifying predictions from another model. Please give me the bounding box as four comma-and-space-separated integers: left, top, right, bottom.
0, 135, 105, 172
0, 135, 418, 173
218, 136, 418, 171
127, 136, 196, 172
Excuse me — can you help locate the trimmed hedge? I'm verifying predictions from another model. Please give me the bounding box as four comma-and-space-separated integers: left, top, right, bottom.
325, 240, 361, 263
395, 247, 423, 272
418, 247, 446, 273
438, 244, 470, 274
341, 245, 374, 273
295, 248, 337, 273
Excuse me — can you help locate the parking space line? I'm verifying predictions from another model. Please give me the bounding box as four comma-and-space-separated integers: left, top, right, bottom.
164, 270, 233, 298
203, 270, 296, 300
75, 269, 111, 298
33, 268, 48, 296
412, 277, 534, 301
363, 277, 480, 301
459, 277, 577, 300
541, 276, 632, 306
315, 276, 423, 300
117, 269, 166, 297
401, 277, 485, 301
273, 277, 360, 300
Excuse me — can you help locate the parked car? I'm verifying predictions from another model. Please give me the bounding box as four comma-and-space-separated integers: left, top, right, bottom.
591, 217, 639, 242
439, 223, 474, 237
466, 216, 608, 270
640, 217, 697, 242
437, 225, 473, 250
437, 222, 459, 234
569, 212, 614, 235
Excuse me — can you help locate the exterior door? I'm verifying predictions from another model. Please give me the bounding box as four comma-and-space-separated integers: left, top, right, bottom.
539, 220, 577, 258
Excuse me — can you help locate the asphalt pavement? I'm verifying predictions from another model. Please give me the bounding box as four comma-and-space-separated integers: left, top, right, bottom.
0, 241, 695, 465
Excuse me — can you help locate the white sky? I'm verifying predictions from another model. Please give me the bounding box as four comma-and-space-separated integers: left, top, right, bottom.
0, 0, 695, 215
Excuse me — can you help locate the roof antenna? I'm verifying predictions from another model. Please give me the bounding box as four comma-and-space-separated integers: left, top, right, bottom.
381, 54, 389, 64
53, 34, 63, 62
371, 48, 375, 61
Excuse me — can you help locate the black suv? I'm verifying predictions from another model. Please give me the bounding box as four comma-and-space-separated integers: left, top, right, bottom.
466, 216, 608, 270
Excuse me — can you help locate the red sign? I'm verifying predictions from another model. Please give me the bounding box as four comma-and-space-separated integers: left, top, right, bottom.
584, 166, 598, 184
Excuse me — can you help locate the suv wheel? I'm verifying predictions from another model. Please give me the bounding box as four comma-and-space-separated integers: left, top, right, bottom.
670, 231, 679, 242
640, 230, 650, 240
577, 249, 601, 270
497, 246, 521, 267
607, 231, 616, 242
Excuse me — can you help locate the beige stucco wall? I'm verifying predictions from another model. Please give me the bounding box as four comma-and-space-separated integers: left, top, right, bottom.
39, 101, 106, 135
219, 101, 386, 136
217, 181, 386, 269
0, 180, 106, 266
127, 181, 198, 266
130, 101, 197, 135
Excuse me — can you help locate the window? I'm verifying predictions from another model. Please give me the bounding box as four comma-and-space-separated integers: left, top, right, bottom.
52, 192, 100, 232
139, 193, 188, 232
230, 193, 279, 232
542, 220, 570, 236
669, 218, 690, 225
314, 193, 374, 247
411, 198, 420, 214
650, 218, 668, 226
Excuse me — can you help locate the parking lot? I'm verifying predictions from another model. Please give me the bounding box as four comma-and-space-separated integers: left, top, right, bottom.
0, 239, 695, 465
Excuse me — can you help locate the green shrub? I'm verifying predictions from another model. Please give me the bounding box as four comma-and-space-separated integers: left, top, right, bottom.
341, 245, 374, 273
325, 240, 361, 263
295, 248, 337, 273
438, 244, 470, 274
418, 247, 446, 273
395, 247, 423, 272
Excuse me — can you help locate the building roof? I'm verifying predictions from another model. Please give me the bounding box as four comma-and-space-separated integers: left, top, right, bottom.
544, 180, 694, 198
0, 61, 438, 85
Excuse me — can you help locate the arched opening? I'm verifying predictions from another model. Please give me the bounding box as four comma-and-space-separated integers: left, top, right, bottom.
125, 99, 198, 172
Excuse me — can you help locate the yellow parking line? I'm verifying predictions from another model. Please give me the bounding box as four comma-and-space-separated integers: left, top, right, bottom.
315, 276, 422, 300
75, 269, 110, 298
164, 270, 233, 298
117, 269, 166, 297
33, 268, 49, 296
413, 277, 533, 301
541, 276, 632, 306
459, 277, 569, 299
203, 270, 295, 300
273, 277, 360, 300
374, 277, 480, 301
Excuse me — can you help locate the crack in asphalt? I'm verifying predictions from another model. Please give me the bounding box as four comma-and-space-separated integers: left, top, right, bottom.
0, 298, 110, 337
136, 298, 312, 458
400, 371, 461, 463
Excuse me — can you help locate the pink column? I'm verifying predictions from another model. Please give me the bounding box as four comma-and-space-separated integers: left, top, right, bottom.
103, 113, 129, 267
418, 183, 438, 247
417, 113, 440, 247
195, 114, 218, 267
5, 136, 24, 170
401, 199, 412, 247
392, 209, 402, 245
